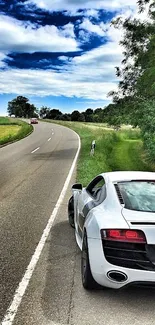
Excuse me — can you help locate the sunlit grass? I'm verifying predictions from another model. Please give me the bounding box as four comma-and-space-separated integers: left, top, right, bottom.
0, 117, 12, 124
0, 125, 21, 143
0, 117, 33, 145
42, 120, 154, 186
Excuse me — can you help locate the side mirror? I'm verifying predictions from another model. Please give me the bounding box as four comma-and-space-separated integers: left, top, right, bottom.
72, 183, 83, 191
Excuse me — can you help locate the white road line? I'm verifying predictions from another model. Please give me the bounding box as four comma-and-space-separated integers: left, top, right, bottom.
48, 137, 51, 142
52, 133, 54, 135
2, 131, 81, 325
31, 147, 40, 154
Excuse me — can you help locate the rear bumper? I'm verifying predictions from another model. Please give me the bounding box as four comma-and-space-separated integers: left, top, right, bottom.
92, 267, 155, 289
88, 237, 155, 289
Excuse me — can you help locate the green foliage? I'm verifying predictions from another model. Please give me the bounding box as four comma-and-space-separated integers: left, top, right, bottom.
39, 106, 113, 123
0, 118, 33, 145
39, 106, 50, 118
106, 0, 155, 162
136, 35, 155, 98
71, 110, 81, 121
59, 113, 71, 121
78, 113, 85, 122
111, 1, 155, 99
8, 96, 37, 118
70, 110, 86, 122
0, 117, 13, 125
77, 128, 152, 185
43, 120, 154, 185
46, 109, 62, 119
84, 108, 94, 122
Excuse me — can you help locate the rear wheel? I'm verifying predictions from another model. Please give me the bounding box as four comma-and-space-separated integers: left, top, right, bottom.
81, 234, 98, 289
68, 196, 75, 228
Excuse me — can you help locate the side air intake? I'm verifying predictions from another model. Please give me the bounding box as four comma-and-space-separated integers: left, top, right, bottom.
114, 184, 124, 205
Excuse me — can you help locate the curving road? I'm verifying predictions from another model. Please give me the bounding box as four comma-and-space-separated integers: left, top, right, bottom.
1, 121, 155, 325
0, 121, 79, 323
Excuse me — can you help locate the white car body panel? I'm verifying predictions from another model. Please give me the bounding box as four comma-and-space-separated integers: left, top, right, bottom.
122, 208, 155, 244
71, 171, 155, 288
87, 236, 155, 289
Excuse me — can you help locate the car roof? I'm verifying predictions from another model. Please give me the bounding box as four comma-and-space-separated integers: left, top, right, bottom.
102, 171, 155, 182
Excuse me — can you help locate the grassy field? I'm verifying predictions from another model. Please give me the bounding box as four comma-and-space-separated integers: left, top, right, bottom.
0, 117, 13, 125
0, 117, 33, 145
43, 120, 154, 186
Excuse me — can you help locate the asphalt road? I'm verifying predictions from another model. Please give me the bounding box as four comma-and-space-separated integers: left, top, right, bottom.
1, 121, 155, 325
10, 187, 155, 325
0, 121, 79, 323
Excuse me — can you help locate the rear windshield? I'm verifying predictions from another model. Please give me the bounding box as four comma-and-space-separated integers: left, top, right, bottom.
118, 181, 155, 212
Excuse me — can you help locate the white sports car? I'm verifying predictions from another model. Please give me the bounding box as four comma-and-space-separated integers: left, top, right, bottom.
68, 171, 155, 290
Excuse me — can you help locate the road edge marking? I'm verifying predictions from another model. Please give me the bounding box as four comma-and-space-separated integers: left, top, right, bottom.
2, 131, 81, 325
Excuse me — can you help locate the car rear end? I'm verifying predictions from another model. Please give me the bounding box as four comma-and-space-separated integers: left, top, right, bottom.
87, 176, 155, 289
102, 228, 155, 287
87, 226, 155, 289
30, 118, 38, 124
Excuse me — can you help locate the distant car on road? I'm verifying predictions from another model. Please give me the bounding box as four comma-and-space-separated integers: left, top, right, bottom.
30, 118, 38, 124
68, 171, 155, 290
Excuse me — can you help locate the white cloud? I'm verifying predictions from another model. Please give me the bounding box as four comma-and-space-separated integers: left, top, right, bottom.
60, 23, 75, 38
0, 15, 78, 53
59, 56, 70, 61
25, 0, 137, 13
0, 68, 118, 100
80, 19, 105, 36
73, 42, 122, 66
84, 9, 99, 18
0, 53, 8, 68
0, 0, 150, 102
78, 29, 90, 43
0, 6, 125, 100
0, 30, 122, 100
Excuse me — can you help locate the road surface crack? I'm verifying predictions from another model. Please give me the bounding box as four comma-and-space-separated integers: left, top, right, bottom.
67, 248, 78, 325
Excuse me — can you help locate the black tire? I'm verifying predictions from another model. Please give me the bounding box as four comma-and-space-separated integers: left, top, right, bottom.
81, 234, 98, 289
68, 196, 75, 228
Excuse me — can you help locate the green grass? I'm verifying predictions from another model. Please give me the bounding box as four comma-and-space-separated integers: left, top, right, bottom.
0, 117, 12, 125
0, 117, 33, 145
42, 120, 154, 186
0, 125, 21, 140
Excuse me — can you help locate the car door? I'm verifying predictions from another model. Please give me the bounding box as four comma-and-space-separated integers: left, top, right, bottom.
76, 175, 106, 238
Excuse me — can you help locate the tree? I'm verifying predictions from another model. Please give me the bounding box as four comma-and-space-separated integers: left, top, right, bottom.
85, 108, 93, 115
55, 113, 71, 121
110, 0, 155, 100
94, 108, 102, 115
78, 113, 85, 122
46, 109, 62, 119
136, 35, 155, 99
93, 108, 103, 122
84, 108, 94, 122
71, 110, 81, 121
8, 96, 37, 118
39, 106, 50, 119
108, 0, 155, 160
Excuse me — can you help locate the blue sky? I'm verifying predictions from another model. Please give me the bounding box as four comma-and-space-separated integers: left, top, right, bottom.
0, 0, 138, 115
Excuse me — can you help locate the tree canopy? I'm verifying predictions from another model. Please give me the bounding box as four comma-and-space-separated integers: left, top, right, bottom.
8, 96, 37, 118
107, 0, 155, 160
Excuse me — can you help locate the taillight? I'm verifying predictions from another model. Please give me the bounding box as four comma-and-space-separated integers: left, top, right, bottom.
101, 229, 146, 243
